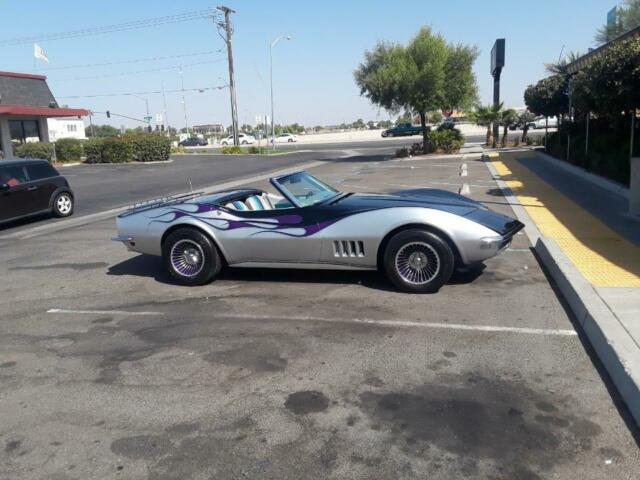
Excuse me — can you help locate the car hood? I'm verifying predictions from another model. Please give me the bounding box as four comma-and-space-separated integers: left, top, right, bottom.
333, 189, 522, 236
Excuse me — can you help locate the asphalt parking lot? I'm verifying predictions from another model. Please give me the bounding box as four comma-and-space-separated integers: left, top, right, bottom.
1, 151, 638, 479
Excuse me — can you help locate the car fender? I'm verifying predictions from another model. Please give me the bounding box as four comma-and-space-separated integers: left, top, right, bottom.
317, 207, 497, 266
155, 216, 230, 261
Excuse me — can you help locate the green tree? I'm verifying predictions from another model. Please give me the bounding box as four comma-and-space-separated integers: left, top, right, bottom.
595, 0, 640, 44
428, 111, 443, 124
395, 113, 412, 125
85, 124, 119, 138
500, 108, 518, 146
351, 118, 366, 129
571, 36, 640, 118
545, 51, 583, 76
355, 27, 477, 152
442, 44, 479, 114
470, 103, 503, 147
524, 75, 569, 133
517, 111, 537, 142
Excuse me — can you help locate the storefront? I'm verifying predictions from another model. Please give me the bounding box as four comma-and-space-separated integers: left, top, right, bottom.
0, 71, 88, 160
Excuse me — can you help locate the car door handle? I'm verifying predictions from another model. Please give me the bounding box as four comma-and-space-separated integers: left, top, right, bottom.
27, 186, 38, 191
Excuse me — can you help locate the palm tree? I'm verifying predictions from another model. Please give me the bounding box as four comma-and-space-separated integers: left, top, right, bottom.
471, 103, 503, 147
517, 111, 537, 142
500, 109, 518, 147
544, 51, 582, 76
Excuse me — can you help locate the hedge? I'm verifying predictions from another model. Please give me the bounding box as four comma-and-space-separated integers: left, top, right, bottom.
84, 138, 104, 163
14, 142, 54, 161
83, 134, 171, 163
55, 138, 83, 162
125, 134, 171, 162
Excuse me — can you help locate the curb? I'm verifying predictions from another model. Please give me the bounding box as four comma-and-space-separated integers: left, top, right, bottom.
535, 237, 640, 426
480, 152, 541, 245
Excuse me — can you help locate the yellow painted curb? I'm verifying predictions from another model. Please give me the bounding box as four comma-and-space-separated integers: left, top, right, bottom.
492, 158, 640, 288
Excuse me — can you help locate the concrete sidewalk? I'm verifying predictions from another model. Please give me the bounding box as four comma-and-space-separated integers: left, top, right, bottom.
484, 149, 640, 425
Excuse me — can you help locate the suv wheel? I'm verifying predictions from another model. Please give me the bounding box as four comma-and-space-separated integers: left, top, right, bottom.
163, 228, 221, 286
383, 229, 454, 293
53, 192, 74, 217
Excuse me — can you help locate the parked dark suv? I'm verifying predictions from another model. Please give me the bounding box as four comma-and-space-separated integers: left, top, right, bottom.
0, 159, 74, 224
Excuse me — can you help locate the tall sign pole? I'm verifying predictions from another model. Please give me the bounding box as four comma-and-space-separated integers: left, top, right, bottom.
217, 6, 239, 146
491, 39, 505, 147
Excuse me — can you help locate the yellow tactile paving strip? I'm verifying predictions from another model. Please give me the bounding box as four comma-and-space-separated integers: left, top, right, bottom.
492, 157, 640, 288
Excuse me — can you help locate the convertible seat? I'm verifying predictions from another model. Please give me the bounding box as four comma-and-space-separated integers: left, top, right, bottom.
245, 195, 273, 210
228, 200, 249, 210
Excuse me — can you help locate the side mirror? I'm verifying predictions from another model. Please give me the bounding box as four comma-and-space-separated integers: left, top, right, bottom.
0, 183, 10, 192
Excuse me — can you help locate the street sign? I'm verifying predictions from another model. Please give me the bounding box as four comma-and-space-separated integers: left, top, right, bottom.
155, 113, 163, 123
144, 116, 152, 123
491, 39, 505, 76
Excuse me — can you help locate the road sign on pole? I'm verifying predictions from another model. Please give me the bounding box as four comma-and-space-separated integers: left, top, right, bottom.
155, 113, 163, 124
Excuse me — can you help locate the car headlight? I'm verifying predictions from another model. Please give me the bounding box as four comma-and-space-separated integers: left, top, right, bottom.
479, 236, 503, 250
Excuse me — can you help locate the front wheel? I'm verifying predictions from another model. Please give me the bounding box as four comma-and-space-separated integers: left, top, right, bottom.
383, 229, 454, 293
52, 192, 74, 217
163, 228, 221, 286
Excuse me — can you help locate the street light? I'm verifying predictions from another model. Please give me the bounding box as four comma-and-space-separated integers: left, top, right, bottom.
270, 35, 291, 150
127, 94, 150, 127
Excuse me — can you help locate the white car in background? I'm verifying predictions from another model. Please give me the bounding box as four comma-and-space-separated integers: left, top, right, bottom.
532, 117, 558, 129
271, 133, 298, 143
220, 133, 256, 145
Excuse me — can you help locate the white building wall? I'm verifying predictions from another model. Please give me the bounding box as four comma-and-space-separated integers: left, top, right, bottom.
47, 117, 86, 141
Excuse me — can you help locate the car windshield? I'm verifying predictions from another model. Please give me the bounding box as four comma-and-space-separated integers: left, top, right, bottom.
275, 172, 340, 207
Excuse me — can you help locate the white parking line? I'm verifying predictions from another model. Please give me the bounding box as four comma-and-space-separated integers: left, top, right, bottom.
46, 308, 577, 336
47, 308, 163, 316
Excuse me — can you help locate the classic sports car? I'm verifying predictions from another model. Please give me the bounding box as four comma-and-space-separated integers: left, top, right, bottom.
113, 171, 524, 293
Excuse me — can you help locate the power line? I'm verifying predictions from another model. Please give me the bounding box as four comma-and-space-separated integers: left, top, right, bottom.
0, 9, 218, 46
41, 49, 223, 71
48, 59, 225, 82
57, 85, 228, 100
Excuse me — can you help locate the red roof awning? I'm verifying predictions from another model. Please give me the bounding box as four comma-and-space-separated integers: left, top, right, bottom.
0, 104, 88, 117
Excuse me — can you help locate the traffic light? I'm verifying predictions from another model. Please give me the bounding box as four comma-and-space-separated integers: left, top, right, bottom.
106, 110, 111, 118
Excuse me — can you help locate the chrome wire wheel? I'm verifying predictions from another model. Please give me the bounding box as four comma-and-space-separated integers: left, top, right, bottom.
56, 194, 73, 215
394, 241, 440, 285
170, 239, 205, 278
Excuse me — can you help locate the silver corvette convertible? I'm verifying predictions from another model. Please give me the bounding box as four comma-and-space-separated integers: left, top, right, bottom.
113, 171, 524, 293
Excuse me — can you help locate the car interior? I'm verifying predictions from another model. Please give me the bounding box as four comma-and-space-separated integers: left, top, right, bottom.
222, 191, 293, 211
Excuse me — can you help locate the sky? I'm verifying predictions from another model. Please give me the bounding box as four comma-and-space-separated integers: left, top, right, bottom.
0, 0, 615, 129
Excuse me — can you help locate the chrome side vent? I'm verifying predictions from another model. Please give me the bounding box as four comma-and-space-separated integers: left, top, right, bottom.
333, 240, 365, 257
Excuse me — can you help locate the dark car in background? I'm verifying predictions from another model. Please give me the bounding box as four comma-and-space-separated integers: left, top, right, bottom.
381, 122, 424, 137
178, 137, 208, 147
0, 159, 74, 225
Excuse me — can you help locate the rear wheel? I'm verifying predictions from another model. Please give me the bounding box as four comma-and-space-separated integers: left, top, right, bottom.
383, 229, 454, 293
163, 228, 221, 286
52, 192, 74, 217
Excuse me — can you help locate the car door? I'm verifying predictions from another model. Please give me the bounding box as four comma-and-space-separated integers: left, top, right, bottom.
24, 163, 59, 212
0, 165, 31, 221
219, 204, 321, 265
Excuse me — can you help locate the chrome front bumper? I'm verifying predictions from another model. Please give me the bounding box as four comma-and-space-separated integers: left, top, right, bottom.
112, 235, 136, 251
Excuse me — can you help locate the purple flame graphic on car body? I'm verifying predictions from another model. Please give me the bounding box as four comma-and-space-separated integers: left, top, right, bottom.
148, 203, 342, 237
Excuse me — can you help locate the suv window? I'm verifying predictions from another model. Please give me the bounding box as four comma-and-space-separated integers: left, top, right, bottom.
0, 165, 28, 186
26, 163, 58, 181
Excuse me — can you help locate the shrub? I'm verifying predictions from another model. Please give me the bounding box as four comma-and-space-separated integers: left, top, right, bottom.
394, 147, 409, 158
14, 142, 54, 161
84, 138, 104, 163
125, 134, 171, 162
170, 146, 186, 154
101, 137, 133, 163
431, 128, 465, 153
55, 138, 83, 162
221, 145, 243, 154
247, 146, 269, 154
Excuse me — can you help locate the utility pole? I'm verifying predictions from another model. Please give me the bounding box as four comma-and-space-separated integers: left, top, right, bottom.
179, 65, 189, 136
217, 6, 239, 146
